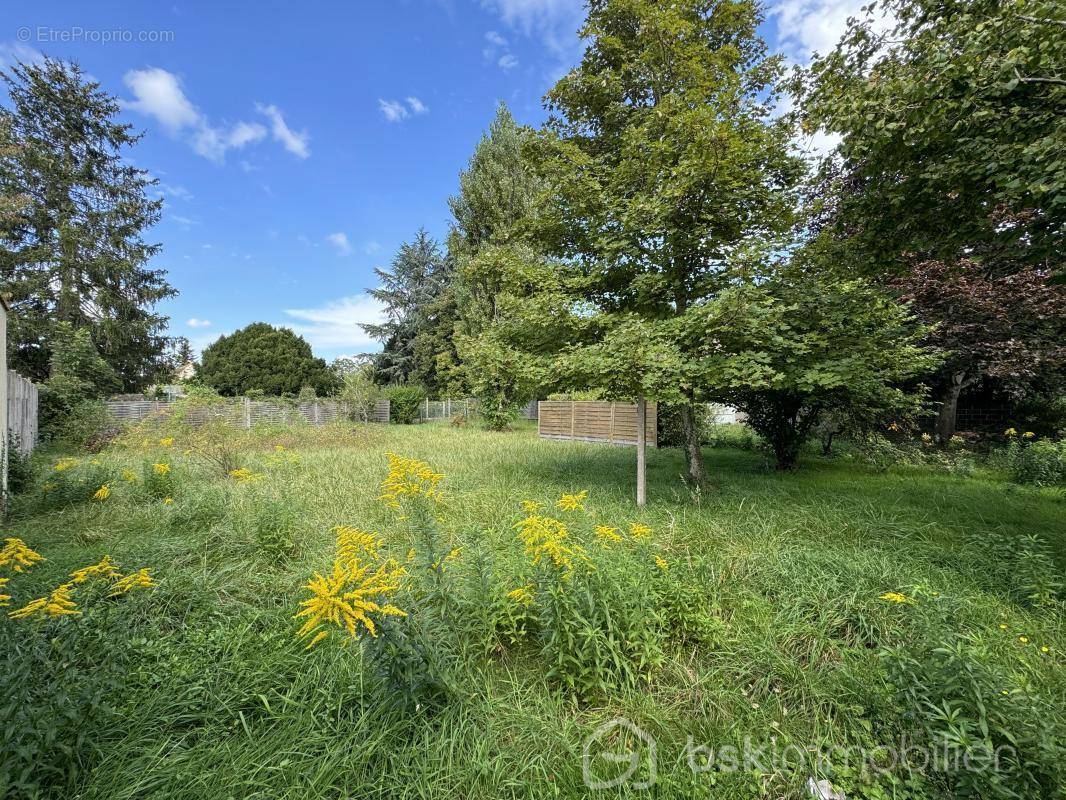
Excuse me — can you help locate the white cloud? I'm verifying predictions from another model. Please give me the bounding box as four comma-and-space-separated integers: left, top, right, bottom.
405, 96, 428, 115
123, 68, 309, 162
326, 232, 352, 256
363, 240, 382, 255
282, 294, 386, 352
481, 0, 584, 56
498, 53, 519, 70
483, 29, 520, 71
769, 0, 895, 64
378, 97, 429, 122
123, 67, 200, 131
187, 317, 212, 328
0, 43, 46, 69
159, 182, 193, 201
170, 214, 198, 227
256, 103, 311, 158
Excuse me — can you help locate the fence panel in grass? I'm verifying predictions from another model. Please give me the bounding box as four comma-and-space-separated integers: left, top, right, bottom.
538, 400, 657, 447
105, 397, 390, 428
7, 370, 38, 454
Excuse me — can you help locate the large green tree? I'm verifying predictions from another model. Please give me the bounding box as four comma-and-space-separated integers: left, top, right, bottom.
531, 0, 804, 486
198, 323, 338, 397
448, 104, 545, 427
795, 0, 1064, 275
0, 58, 176, 389
362, 229, 452, 391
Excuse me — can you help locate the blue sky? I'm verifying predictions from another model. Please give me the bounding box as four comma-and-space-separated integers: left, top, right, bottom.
0, 0, 864, 361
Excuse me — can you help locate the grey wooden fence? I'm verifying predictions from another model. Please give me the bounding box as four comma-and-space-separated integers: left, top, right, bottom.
105, 397, 390, 428
8, 370, 38, 454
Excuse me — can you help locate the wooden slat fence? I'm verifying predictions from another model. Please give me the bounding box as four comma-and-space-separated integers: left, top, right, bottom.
105, 397, 390, 428
8, 370, 39, 455
538, 400, 657, 447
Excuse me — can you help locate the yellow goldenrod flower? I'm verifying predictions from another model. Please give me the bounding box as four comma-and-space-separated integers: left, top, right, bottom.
515, 515, 587, 577
153, 462, 171, 475
92, 484, 111, 502
406, 548, 416, 562
334, 525, 382, 567
0, 537, 45, 573
628, 522, 653, 541
594, 525, 622, 546
999, 624, 1008, 630
556, 490, 588, 512
378, 453, 444, 509
54, 458, 77, 472
507, 585, 535, 606
108, 568, 156, 597
121, 469, 138, 483
430, 548, 461, 572
159, 437, 174, 447
654, 556, 669, 571
1022, 431, 1035, 439
1018, 635, 1029, 644
70, 555, 122, 584
1041, 646, 1050, 653
294, 556, 406, 645
1004, 427, 1017, 437
229, 468, 264, 483
9, 582, 80, 620
1001, 690, 1009, 696
163, 497, 173, 505
275, 444, 286, 452
0, 576, 10, 606
879, 591, 915, 605
520, 500, 542, 514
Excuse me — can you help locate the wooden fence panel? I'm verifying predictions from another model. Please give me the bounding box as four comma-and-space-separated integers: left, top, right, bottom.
7, 371, 39, 454
537, 400, 657, 447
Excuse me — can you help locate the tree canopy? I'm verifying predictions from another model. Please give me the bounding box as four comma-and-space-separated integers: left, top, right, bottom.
0, 58, 176, 390
198, 323, 338, 397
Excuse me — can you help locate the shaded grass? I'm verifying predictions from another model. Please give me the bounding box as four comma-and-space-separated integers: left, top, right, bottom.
2, 420, 1063, 799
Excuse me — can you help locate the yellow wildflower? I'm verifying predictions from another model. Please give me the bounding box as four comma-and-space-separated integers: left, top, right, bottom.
159, 437, 174, 447
431, 548, 461, 572
153, 462, 171, 475
9, 582, 80, 620
520, 500, 542, 514
887, 422, 899, 431
229, 468, 264, 483
275, 444, 286, 452
108, 568, 156, 597
1022, 431, 1035, 439
92, 484, 111, 502
406, 548, 416, 562
0, 576, 10, 606
54, 458, 77, 472
294, 556, 406, 645
0, 538, 44, 573
594, 525, 622, 546
515, 515, 587, 577
1004, 427, 1017, 437
556, 490, 588, 512
1018, 635, 1029, 644
999, 624, 1008, 630
654, 556, 669, 571
1041, 646, 1050, 653
879, 591, 915, 605
334, 525, 382, 567
121, 469, 138, 483
163, 497, 173, 505
378, 453, 444, 509
70, 555, 122, 584
507, 585, 535, 606
628, 522, 653, 541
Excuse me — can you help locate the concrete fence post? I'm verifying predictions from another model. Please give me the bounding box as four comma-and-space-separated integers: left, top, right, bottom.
243, 396, 251, 429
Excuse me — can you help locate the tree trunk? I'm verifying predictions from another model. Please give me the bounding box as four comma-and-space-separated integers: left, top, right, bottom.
636, 395, 647, 507
679, 402, 708, 489
936, 375, 965, 444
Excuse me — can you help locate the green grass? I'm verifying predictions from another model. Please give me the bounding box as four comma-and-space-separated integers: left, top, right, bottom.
2, 420, 1064, 799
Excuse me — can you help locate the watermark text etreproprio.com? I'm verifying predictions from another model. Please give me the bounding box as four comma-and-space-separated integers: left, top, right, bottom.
17, 26, 175, 45
582, 716, 1019, 791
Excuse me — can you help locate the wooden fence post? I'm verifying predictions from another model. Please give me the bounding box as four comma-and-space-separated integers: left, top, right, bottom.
243, 397, 251, 429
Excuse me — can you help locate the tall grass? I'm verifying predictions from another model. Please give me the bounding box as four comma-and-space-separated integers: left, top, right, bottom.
2, 420, 1063, 799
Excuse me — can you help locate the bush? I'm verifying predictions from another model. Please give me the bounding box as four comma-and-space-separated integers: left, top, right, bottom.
387, 385, 427, 424
45, 399, 116, 453
657, 403, 710, 448
5, 433, 33, 497
989, 439, 1066, 486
